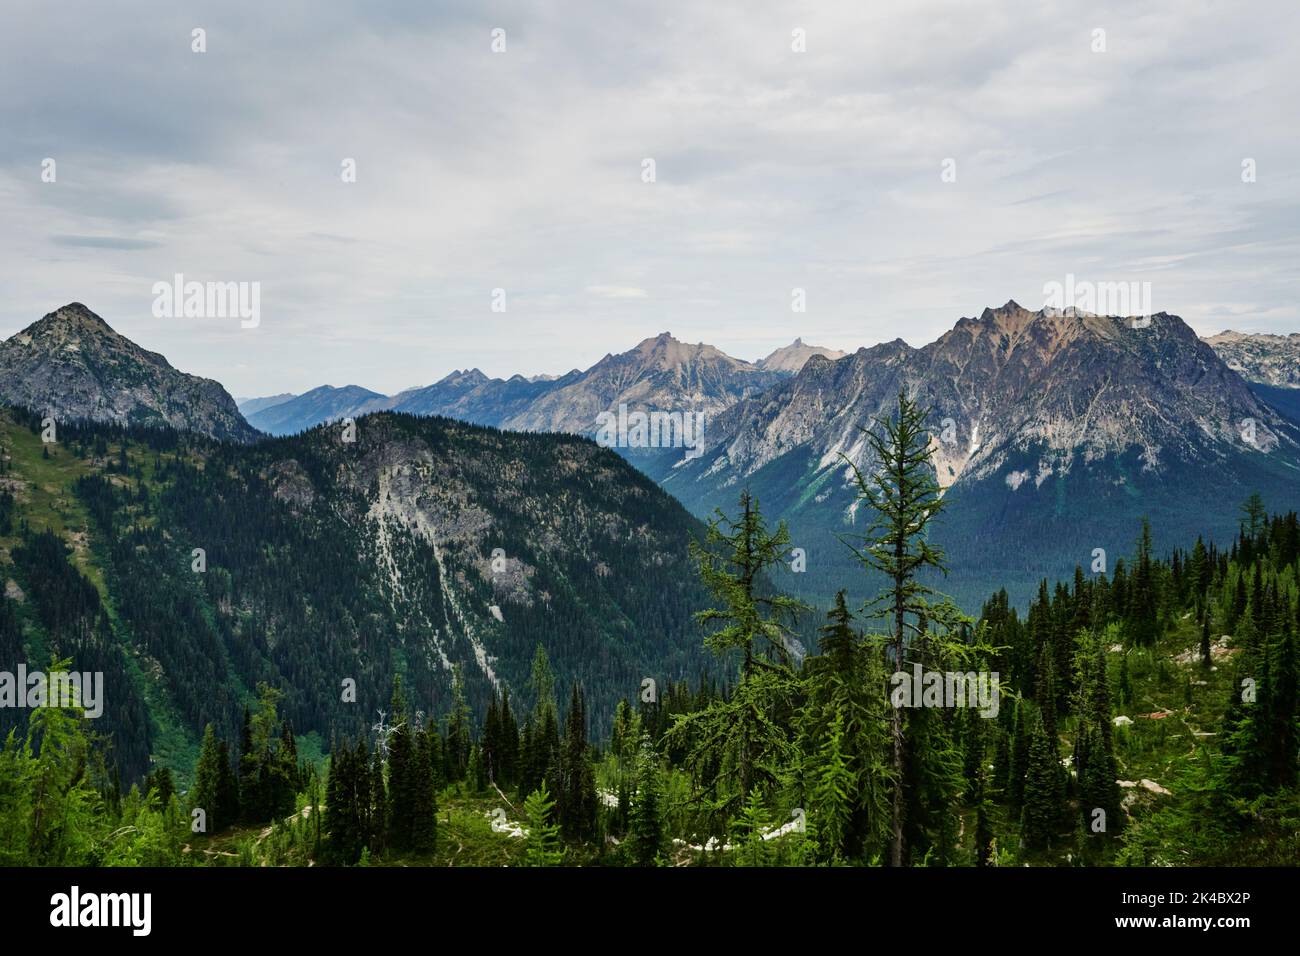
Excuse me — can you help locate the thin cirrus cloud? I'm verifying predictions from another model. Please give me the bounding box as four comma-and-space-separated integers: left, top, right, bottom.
585, 286, 649, 299
51, 235, 162, 250
0, 0, 1297, 398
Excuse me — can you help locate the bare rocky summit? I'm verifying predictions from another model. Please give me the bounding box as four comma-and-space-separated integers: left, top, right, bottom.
0, 302, 256, 442
1204, 330, 1300, 388
758, 337, 847, 373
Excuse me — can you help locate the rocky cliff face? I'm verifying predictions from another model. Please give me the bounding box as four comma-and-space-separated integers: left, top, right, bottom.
1204, 330, 1300, 388
0, 302, 256, 442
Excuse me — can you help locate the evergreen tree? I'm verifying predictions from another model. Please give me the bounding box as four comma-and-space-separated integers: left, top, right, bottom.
1128, 519, 1159, 647
499, 688, 519, 787
443, 665, 472, 783
191, 724, 224, 831
628, 736, 664, 866
1020, 707, 1066, 851
483, 692, 501, 783
1007, 700, 1030, 805
807, 709, 856, 862
523, 782, 563, 866
664, 489, 806, 833
410, 729, 438, 853
796, 592, 893, 861
556, 684, 597, 842
842, 388, 977, 866
324, 737, 365, 864
385, 678, 416, 851
144, 767, 175, 807
730, 789, 770, 867
215, 740, 240, 830
369, 747, 387, 856
973, 765, 994, 866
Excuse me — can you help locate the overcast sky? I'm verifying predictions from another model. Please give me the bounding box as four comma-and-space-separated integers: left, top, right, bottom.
2, 0, 1298, 397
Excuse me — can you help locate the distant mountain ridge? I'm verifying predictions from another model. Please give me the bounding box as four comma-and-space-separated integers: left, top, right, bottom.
245, 384, 388, 434
237, 393, 296, 416
0, 303, 255, 442
241, 333, 845, 437
1204, 330, 1300, 388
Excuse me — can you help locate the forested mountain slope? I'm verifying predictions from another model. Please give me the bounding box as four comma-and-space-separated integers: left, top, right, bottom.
0, 409, 714, 781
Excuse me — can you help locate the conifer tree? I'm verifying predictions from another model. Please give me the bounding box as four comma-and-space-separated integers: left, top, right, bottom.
237, 706, 256, 823
1074, 634, 1122, 835
410, 729, 438, 853
796, 592, 892, 861
807, 709, 855, 861
444, 665, 472, 783
469, 744, 485, 792
1007, 700, 1030, 805
973, 765, 994, 866
731, 789, 770, 867
556, 684, 597, 842
1189, 536, 1210, 615
499, 688, 519, 787
628, 736, 664, 866
324, 738, 365, 864
385, 678, 416, 851
1020, 706, 1066, 850
523, 782, 563, 866
216, 739, 240, 828
369, 747, 387, 856
192, 723, 224, 831
665, 489, 806, 833
1128, 519, 1159, 647
842, 389, 978, 866
145, 767, 175, 807
483, 693, 501, 783
521, 645, 560, 795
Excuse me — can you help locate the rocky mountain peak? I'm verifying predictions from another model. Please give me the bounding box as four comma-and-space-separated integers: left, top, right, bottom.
0, 303, 256, 442
14, 301, 122, 347
759, 338, 849, 373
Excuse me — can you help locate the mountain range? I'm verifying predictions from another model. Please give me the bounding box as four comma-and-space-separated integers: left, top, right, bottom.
2, 298, 1299, 776
240, 334, 840, 438
646, 303, 1300, 606
2, 301, 1298, 613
